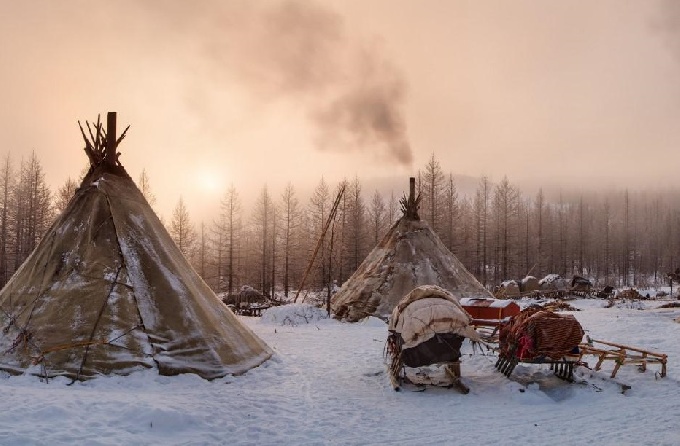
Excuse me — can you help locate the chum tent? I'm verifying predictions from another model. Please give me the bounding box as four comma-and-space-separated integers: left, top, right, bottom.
331, 178, 492, 322
0, 113, 272, 381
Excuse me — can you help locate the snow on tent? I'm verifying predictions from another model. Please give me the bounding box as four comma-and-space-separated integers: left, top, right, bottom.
331, 178, 493, 322
520, 275, 539, 293
495, 280, 520, 298
386, 285, 482, 393
539, 274, 570, 291
0, 113, 272, 381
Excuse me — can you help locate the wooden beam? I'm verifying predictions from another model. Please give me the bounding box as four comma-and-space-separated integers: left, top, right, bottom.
106, 112, 117, 165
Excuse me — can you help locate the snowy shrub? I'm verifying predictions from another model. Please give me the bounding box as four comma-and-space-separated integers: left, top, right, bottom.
261, 303, 329, 326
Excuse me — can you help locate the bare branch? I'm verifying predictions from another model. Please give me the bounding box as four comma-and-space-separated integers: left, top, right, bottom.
115, 125, 130, 147
94, 114, 101, 149
85, 121, 96, 147
78, 121, 97, 165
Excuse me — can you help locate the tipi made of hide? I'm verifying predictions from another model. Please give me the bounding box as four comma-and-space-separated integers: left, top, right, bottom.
331, 178, 492, 322
0, 113, 272, 380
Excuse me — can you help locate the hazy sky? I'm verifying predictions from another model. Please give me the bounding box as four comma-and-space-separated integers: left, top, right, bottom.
2, 0, 680, 220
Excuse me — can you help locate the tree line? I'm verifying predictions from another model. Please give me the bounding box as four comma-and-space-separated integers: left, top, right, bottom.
1, 152, 679, 296
165, 153, 680, 296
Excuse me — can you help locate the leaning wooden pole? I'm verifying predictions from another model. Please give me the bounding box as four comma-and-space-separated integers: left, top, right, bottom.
294, 184, 346, 303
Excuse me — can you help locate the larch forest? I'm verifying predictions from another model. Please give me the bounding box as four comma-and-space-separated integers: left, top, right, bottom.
1, 152, 679, 298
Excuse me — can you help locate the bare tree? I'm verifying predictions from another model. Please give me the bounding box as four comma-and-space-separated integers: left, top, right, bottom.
308, 177, 330, 290
330, 180, 350, 286
474, 176, 491, 286
216, 185, 243, 295
442, 173, 459, 252
555, 193, 568, 276
196, 222, 208, 278
623, 189, 634, 286
252, 185, 275, 295
11, 152, 52, 269
270, 201, 277, 298
534, 188, 546, 277
576, 196, 587, 277
457, 196, 475, 272
55, 177, 78, 214
387, 190, 398, 225
602, 198, 612, 284
518, 198, 530, 278
138, 168, 157, 208
367, 190, 387, 245
279, 182, 302, 298
492, 176, 519, 281
170, 196, 196, 258
647, 197, 663, 283
0, 155, 13, 286
420, 153, 445, 232
346, 176, 367, 271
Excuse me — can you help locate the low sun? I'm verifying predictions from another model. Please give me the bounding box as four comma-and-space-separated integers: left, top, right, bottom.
195, 168, 225, 194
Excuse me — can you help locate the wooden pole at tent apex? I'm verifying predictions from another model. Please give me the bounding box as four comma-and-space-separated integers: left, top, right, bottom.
400, 176, 420, 220
105, 112, 117, 166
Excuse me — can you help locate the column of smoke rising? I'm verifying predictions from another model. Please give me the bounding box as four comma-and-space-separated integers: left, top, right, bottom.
142, 0, 413, 166
660, 0, 680, 56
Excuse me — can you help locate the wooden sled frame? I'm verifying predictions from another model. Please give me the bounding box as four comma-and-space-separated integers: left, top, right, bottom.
494, 353, 581, 382
577, 338, 667, 378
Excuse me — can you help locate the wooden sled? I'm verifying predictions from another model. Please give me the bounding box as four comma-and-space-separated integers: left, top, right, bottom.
495, 307, 585, 382
494, 351, 581, 382
576, 337, 667, 378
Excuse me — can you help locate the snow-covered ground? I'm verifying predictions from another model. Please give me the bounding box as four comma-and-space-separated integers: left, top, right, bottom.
1, 299, 679, 445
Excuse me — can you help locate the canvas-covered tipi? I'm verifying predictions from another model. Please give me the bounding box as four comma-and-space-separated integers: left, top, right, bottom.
331, 178, 492, 322
0, 113, 272, 380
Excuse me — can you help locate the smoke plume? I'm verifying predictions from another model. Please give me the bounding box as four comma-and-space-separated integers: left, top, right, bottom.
657, 0, 680, 56
140, 0, 412, 165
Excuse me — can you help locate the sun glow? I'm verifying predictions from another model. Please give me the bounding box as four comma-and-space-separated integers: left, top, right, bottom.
195, 168, 226, 194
